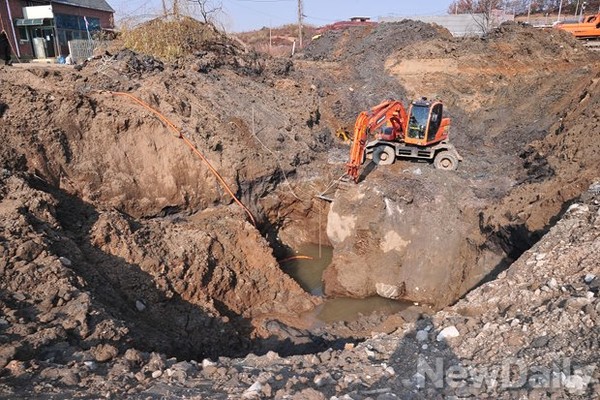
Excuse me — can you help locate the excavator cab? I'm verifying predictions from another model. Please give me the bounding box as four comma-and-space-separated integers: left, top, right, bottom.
405, 99, 448, 146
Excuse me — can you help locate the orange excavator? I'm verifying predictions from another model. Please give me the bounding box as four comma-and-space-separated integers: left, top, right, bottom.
555, 13, 600, 39
345, 98, 462, 182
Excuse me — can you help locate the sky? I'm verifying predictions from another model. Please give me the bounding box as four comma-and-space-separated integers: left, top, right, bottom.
111, 0, 455, 32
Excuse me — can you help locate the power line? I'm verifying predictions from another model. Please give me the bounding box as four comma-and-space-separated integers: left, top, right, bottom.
223, 0, 286, 19
303, 13, 336, 23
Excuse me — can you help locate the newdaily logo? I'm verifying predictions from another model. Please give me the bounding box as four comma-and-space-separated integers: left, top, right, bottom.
401, 356, 597, 394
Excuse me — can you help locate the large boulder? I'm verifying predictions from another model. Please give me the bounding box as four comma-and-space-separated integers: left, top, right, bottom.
322, 170, 502, 308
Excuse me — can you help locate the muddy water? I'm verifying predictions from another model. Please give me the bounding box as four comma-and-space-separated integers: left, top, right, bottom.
281, 244, 409, 323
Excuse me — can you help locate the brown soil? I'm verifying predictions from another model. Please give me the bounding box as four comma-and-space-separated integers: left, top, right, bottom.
0, 18, 599, 397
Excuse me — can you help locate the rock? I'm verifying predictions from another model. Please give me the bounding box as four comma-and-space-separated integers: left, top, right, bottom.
291, 388, 326, 400
92, 344, 119, 362
146, 352, 166, 372
319, 349, 332, 362
314, 372, 335, 387
436, 326, 460, 342
202, 365, 218, 376
530, 335, 549, 348
398, 307, 422, 323
565, 297, 590, 311
172, 361, 195, 373
584, 274, 596, 284
0, 345, 17, 369
151, 370, 163, 379
202, 358, 216, 368
124, 349, 144, 366
243, 381, 262, 399
15, 240, 43, 262
59, 256, 72, 266
12, 292, 26, 301
563, 374, 588, 394
83, 361, 97, 370
60, 371, 80, 386
322, 179, 485, 308
376, 282, 402, 299
135, 300, 146, 312
416, 330, 429, 342
376, 394, 399, 400
547, 278, 558, 289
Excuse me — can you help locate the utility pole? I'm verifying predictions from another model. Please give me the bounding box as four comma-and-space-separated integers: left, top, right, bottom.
298, 0, 303, 49
557, 0, 563, 22
162, 0, 168, 17
527, 0, 532, 23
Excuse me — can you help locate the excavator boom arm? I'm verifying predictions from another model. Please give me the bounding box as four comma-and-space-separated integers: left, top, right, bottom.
345, 100, 408, 182
346, 111, 369, 182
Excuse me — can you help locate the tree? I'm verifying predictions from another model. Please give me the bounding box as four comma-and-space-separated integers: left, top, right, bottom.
448, 0, 503, 14
448, 0, 512, 33
187, 0, 224, 24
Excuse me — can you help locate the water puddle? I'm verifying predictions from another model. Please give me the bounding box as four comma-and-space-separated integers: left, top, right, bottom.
280, 243, 409, 323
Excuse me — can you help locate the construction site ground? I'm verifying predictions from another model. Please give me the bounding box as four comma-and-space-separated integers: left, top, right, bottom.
0, 20, 599, 398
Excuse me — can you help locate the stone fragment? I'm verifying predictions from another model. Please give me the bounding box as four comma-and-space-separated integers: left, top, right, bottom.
547, 278, 558, 289
92, 344, 118, 362
202, 358, 216, 368
151, 370, 162, 379
436, 326, 460, 342
530, 336, 549, 348
59, 257, 72, 266
416, 330, 429, 342
242, 381, 262, 399
314, 372, 335, 387
135, 300, 146, 312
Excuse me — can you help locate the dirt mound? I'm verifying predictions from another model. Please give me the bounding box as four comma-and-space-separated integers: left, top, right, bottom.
303, 20, 452, 62
122, 17, 235, 61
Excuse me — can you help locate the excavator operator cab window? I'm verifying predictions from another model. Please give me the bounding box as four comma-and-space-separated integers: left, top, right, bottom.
427, 103, 443, 142
408, 105, 429, 140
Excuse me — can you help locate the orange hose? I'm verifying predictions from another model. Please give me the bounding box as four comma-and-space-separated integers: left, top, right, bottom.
105, 91, 257, 227
278, 255, 314, 263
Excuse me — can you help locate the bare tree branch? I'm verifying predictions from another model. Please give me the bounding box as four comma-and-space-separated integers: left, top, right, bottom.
187, 0, 224, 24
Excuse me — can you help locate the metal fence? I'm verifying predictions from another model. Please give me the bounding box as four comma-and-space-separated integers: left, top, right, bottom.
380, 13, 515, 37
68, 39, 103, 64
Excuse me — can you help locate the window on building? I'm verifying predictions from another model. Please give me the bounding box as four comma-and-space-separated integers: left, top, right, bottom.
17, 27, 30, 43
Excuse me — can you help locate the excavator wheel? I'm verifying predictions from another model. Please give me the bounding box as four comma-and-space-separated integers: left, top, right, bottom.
434, 150, 459, 171
372, 145, 396, 166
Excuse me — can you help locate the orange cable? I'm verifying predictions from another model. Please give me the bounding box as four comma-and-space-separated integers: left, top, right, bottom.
105, 91, 257, 227
278, 255, 314, 263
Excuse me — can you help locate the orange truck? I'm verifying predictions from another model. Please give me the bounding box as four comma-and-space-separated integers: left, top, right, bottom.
555, 13, 600, 39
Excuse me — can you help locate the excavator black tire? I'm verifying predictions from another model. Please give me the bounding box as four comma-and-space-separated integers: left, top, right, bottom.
372, 145, 396, 166
434, 150, 459, 171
